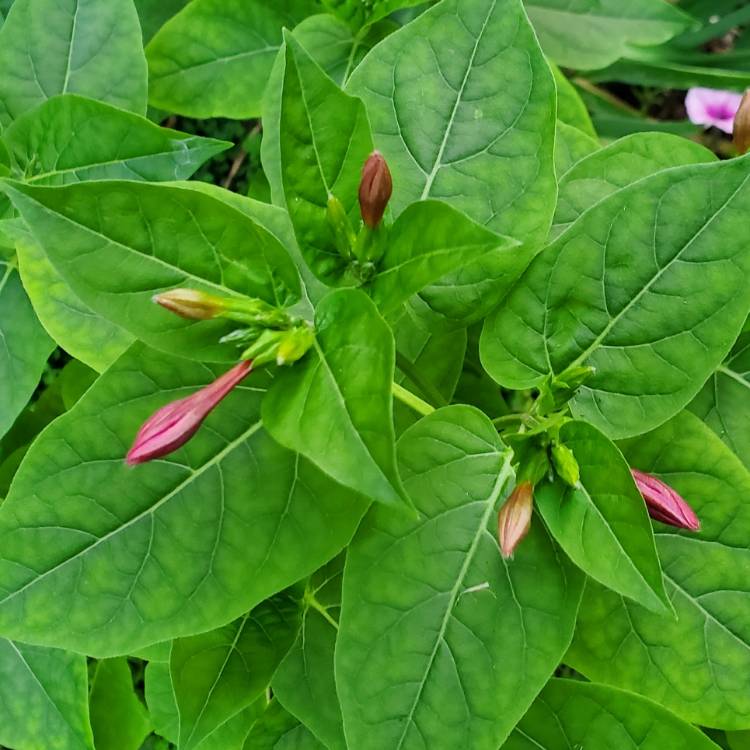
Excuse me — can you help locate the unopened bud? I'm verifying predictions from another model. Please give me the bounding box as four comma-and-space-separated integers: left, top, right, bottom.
551, 443, 580, 488
241, 329, 284, 366
153, 289, 226, 320
497, 481, 534, 559
126, 360, 252, 465
327, 194, 356, 260
276, 325, 315, 366
631, 469, 700, 531
358, 151, 392, 229
734, 90, 750, 155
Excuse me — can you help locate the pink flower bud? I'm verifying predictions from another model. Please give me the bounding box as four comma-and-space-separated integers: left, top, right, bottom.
153, 289, 225, 320
126, 360, 252, 465
498, 481, 534, 559
358, 151, 392, 229
734, 90, 750, 155
631, 469, 700, 531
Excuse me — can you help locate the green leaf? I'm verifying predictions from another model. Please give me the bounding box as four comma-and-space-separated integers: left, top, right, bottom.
370, 201, 519, 316
133, 0, 190, 43
524, 0, 692, 70
4, 95, 230, 185
293, 14, 396, 86
130, 640, 171, 663
391, 298, 467, 433
145, 662, 178, 744
481, 156, 750, 440
553, 132, 716, 237
273, 557, 347, 750
0, 260, 55, 439
146, 0, 316, 119
536, 420, 670, 614
243, 701, 325, 750
322, 0, 425, 29
0, 0, 147, 127
568, 411, 750, 728
279, 32, 374, 286
336, 405, 584, 750
504, 678, 721, 750
347, 0, 557, 251
551, 63, 596, 138
0, 640, 93, 750
0, 343, 367, 655
263, 289, 405, 507
89, 658, 151, 750
171, 593, 301, 750
554, 121, 599, 180
196, 703, 264, 750
0, 180, 301, 363
689, 330, 750, 470
15, 235, 133, 373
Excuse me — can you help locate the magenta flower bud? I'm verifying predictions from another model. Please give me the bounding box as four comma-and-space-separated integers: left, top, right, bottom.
631, 469, 700, 531
126, 360, 252, 465
498, 481, 534, 559
358, 150, 392, 229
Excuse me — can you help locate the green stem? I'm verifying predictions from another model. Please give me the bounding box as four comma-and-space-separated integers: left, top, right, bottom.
392, 382, 436, 417
492, 413, 527, 427
395, 352, 448, 408
305, 593, 339, 631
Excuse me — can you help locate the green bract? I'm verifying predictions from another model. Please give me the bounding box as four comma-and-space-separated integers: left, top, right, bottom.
0, 0, 748, 747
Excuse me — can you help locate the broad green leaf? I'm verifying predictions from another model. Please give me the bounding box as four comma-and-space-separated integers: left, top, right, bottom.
551, 63, 596, 138
146, 0, 316, 119
391, 298, 467, 433
89, 658, 151, 750
279, 32, 374, 286
0, 180, 301, 363
196, 703, 264, 750
145, 662, 178, 744
536, 421, 670, 613
347, 0, 557, 251
131, 640, 171, 663
0, 260, 55, 439
336, 405, 584, 750
370, 201, 519, 316
481, 156, 750, 440
728, 730, 750, 750
134, 0, 191, 43
171, 593, 301, 750
504, 679, 721, 750
244, 701, 299, 749
16, 236, 133, 373
553, 132, 716, 237
524, 0, 692, 70
0, 640, 93, 750
0, 343, 367, 655
554, 121, 599, 179
293, 14, 396, 86
273, 557, 347, 750
569, 411, 750, 728
322, 0, 425, 29
4, 95, 230, 185
689, 330, 750, 470
0, 0, 147, 127
263, 289, 405, 507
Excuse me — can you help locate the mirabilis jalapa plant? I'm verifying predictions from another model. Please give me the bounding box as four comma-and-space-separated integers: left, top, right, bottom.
1, 0, 750, 748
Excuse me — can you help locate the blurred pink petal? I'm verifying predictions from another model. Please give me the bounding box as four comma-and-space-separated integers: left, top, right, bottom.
126, 360, 252, 465
685, 87, 743, 134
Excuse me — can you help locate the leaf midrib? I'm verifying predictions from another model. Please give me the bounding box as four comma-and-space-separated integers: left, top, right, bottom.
556, 170, 750, 374
393, 451, 513, 749
0, 421, 264, 608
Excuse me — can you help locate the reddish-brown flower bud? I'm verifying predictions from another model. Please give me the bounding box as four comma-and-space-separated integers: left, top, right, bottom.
358, 150, 392, 228
497, 481, 534, 559
631, 469, 700, 531
733, 90, 750, 155
126, 360, 252, 465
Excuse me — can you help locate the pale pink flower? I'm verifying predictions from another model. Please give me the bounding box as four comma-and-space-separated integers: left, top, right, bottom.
497, 481, 534, 558
126, 360, 252, 465
685, 87, 743, 134
631, 469, 700, 531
